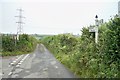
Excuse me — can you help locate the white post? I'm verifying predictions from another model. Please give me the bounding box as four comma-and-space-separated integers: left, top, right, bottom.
95, 15, 99, 44
95, 27, 98, 43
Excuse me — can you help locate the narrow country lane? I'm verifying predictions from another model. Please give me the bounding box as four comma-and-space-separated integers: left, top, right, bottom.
2, 44, 76, 78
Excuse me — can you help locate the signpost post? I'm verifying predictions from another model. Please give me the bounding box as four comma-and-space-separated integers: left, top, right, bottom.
95, 15, 99, 43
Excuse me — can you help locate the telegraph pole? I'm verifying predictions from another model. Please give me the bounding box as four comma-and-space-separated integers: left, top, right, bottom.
15, 8, 25, 40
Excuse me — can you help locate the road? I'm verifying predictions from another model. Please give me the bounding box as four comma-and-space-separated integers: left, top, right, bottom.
2, 44, 76, 78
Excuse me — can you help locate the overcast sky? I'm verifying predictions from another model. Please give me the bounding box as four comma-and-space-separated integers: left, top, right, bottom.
0, 0, 119, 35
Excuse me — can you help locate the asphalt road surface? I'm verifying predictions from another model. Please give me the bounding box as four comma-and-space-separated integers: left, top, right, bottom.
2, 44, 76, 78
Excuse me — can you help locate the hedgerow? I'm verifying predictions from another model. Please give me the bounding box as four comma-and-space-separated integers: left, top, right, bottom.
2, 34, 37, 56
41, 16, 120, 78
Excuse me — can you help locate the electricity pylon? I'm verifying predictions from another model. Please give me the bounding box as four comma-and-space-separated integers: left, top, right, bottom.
15, 8, 25, 40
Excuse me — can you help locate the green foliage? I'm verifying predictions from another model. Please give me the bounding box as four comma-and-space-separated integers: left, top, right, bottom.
41, 17, 120, 78
17, 34, 37, 52
2, 34, 37, 56
104, 17, 120, 64
2, 34, 16, 52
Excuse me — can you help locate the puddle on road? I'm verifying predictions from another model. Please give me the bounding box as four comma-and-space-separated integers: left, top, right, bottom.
43, 68, 48, 71
54, 66, 58, 69
25, 70, 30, 73
32, 59, 42, 64
50, 61, 56, 65
11, 74, 19, 78
15, 68, 23, 73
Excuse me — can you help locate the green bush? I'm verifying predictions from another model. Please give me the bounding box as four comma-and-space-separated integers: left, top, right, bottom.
2, 35, 16, 52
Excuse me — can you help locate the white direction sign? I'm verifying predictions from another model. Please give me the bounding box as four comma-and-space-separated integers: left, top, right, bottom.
89, 26, 96, 32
